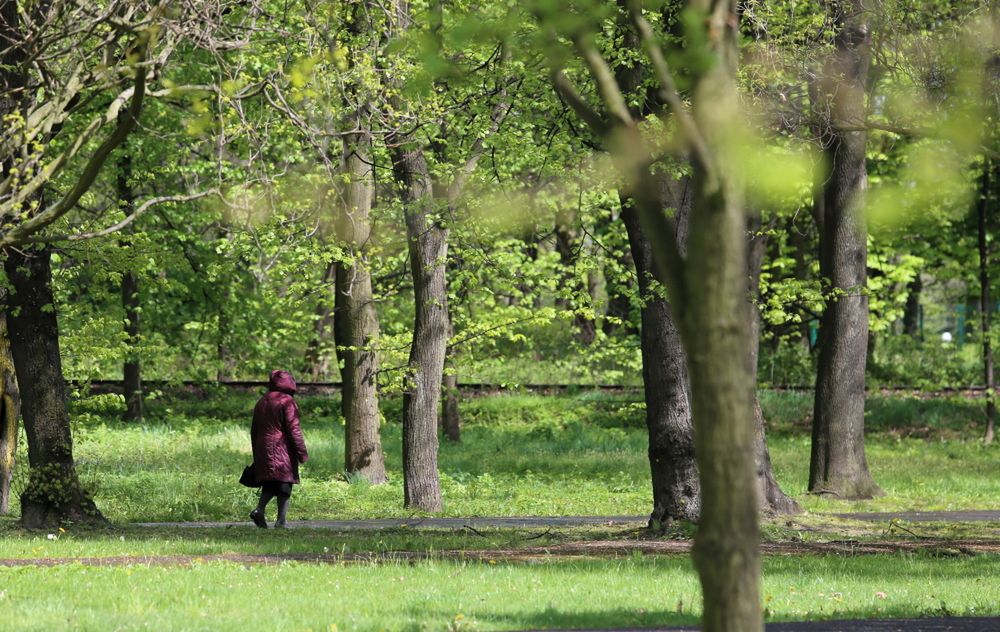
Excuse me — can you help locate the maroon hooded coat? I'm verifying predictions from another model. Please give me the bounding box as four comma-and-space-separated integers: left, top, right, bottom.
251, 370, 309, 484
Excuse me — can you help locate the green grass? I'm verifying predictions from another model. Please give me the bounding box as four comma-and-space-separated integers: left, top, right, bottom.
3, 389, 999, 522
4, 390, 1000, 630
1, 554, 998, 631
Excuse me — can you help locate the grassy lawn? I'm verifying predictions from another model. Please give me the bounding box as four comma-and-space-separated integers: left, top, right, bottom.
2, 389, 1000, 630
0, 554, 998, 630
20, 389, 997, 522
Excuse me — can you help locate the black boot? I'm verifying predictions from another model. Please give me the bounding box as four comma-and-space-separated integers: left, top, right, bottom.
274, 495, 290, 528
249, 508, 267, 528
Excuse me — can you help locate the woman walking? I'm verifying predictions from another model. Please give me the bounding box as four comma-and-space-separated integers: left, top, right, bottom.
249, 370, 309, 528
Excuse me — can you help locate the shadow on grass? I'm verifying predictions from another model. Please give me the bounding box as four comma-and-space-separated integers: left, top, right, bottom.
410, 606, 696, 631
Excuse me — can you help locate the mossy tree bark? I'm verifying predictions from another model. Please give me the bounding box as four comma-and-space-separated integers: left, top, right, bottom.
809, 0, 882, 500
5, 246, 104, 527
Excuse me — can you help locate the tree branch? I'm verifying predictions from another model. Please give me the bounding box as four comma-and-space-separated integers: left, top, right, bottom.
23, 189, 219, 244
550, 69, 610, 136
0, 32, 151, 247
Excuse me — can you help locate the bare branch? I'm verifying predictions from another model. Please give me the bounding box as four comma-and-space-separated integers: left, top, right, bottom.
22, 189, 219, 244
571, 33, 632, 128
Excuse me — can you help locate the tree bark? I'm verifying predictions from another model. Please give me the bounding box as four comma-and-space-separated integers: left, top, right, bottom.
809, 0, 882, 499
391, 145, 445, 511
5, 246, 104, 527
336, 136, 388, 485
902, 276, 922, 339
442, 324, 461, 443
0, 306, 19, 515
979, 162, 995, 443
118, 152, 143, 422
333, 0, 388, 485
619, 193, 699, 524
747, 213, 801, 516
441, 368, 460, 442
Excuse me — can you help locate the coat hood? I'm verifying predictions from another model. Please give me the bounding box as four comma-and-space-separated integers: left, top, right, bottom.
268, 370, 297, 395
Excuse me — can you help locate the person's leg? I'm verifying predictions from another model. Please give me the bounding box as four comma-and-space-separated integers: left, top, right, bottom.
250, 485, 276, 528
274, 483, 292, 528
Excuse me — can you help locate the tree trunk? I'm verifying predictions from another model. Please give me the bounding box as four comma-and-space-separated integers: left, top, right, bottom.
747, 213, 801, 516
333, 0, 388, 485
678, 2, 761, 628
620, 195, 699, 524
336, 137, 388, 485
118, 152, 143, 422
391, 145, 445, 512
979, 162, 995, 443
304, 261, 337, 380
809, 0, 882, 499
5, 246, 104, 527
441, 368, 460, 443
0, 306, 19, 515
121, 270, 142, 421
902, 275, 922, 338
442, 330, 461, 443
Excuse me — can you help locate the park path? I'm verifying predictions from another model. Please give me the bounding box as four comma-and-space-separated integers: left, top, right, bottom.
135, 510, 1000, 531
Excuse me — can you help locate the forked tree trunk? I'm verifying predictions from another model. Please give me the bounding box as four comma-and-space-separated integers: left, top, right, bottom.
620, 197, 699, 524
5, 246, 104, 527
391, 145, 445, 511
809, 0, 882, 499
0, 307, 19, 515
979, 162, 995, 443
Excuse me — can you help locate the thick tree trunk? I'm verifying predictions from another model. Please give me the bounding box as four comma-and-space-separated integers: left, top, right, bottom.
118, 152, 142, 422
5, 246, 104, 527
809, 0, 882, 499
0, 307, 19, 515
679, 3, 761, 628
979, 163, 995, 443
333, 0, 388, 484
620, 197, 699, 524
391, 146, 445, 512
336, 135, 388, 484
